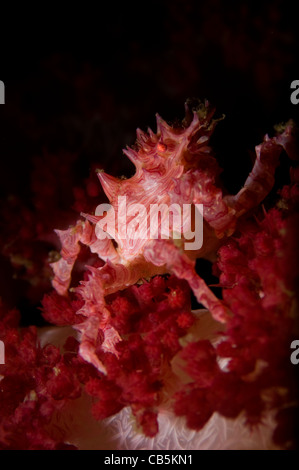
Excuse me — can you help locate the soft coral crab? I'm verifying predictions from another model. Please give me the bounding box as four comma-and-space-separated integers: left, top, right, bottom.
50, 100, 295, 374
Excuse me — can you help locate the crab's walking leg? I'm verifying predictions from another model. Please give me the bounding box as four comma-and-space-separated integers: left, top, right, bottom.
144, 239, 230, 323
75, 314, 111, 375
225, 123, 297, 216
73, 262, 130, 373
74, 258, 165, 373
49, 220, 123, 373
50, 219, 120, 296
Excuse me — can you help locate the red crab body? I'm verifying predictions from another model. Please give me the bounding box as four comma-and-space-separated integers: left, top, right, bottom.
50, 101, 294, 374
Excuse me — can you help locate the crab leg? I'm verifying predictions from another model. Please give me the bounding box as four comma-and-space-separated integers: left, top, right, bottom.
144, 239, 230, 323
74, 258, 166, 373
50, 219, 120, 296
225, 123, 296, 216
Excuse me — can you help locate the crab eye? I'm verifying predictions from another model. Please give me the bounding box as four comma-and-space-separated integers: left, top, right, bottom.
157, 142, 167, 153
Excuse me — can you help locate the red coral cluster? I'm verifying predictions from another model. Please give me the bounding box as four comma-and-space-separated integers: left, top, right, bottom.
0, 274, 194, 446
43, 274, 194, 437
174, 175, 299, 449
86, 275, 194, 436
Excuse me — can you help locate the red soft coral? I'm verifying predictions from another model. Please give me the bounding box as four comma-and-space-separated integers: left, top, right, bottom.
173, 178, 299, 448
0, 301, 95, 449
81, 275, 194, 437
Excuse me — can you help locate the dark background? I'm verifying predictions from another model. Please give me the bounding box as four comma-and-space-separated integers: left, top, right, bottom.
0, 0, 298, 323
